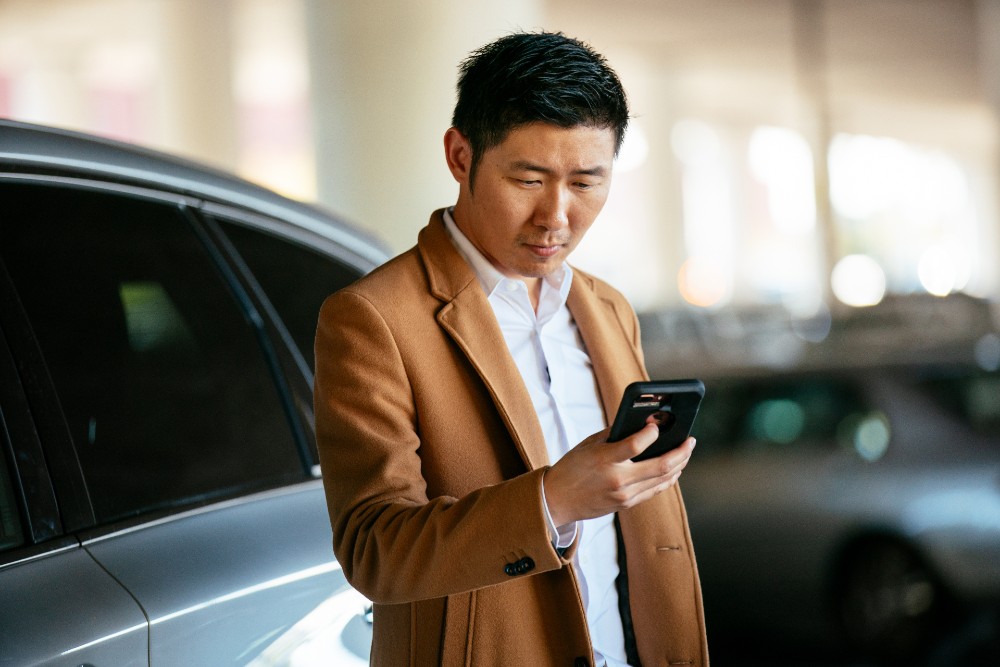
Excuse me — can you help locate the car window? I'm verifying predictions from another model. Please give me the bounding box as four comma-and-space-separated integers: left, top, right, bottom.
0, 183, 302, 524
694, 377, 875, 454
216, 219, 362, 373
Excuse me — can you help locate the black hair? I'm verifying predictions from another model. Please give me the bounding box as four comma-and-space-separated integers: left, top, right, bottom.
452, 31, 630, 186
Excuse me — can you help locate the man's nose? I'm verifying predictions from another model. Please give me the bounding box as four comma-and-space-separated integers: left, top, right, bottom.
535, 185, 570, 230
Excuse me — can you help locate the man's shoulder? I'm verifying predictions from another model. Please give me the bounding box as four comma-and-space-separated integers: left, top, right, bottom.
344, 245, 425, 296
319, 245, 431, 321
335, 211, 466, 302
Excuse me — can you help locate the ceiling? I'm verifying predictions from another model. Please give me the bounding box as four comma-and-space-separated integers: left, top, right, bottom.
543, 0, 998, 151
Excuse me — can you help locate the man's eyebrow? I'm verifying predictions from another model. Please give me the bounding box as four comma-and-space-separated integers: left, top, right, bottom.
508, 160, 608, 177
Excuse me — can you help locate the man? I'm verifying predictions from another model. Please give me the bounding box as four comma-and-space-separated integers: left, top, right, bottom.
315, 31, 708, 666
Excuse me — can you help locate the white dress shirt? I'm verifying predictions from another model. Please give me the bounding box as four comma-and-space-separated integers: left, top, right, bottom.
443, 209, 631, 667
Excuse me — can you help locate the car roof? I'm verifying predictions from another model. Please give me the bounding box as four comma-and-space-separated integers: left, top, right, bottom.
0, 118, 391, 268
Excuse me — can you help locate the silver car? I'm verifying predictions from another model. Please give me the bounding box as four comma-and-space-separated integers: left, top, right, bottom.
643, 298, 1000, 664
0, 119, 387, 665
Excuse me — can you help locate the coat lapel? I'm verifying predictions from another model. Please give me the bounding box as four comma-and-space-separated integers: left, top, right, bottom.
418, 212, 551, 471
567, 272, 648, 426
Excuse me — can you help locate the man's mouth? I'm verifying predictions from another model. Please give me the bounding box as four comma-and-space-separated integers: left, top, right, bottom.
525, 244, 562, 258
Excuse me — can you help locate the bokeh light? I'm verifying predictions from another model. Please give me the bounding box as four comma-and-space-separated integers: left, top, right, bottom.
854, 413, 891, 462
748, 399, 806, 444
975, 333, 1000, 372
678, 256, 731, 308
831, 255, 886, 307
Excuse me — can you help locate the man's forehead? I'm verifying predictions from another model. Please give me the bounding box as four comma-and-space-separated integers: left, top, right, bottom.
491, 123, 616, 162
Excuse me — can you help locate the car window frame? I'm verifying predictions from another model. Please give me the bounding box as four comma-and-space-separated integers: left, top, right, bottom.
199, 200, 383, 379
0, 226, 93, 537
0, 280, 83, 569
197, 203, 377, 471
198, 210, 319, 470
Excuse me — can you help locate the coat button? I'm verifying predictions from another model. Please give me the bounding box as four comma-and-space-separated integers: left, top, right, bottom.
574, 657, 591, 667
504, 557, 536, 576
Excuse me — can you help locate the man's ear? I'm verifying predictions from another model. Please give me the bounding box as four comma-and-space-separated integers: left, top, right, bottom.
443, 127, 473, 185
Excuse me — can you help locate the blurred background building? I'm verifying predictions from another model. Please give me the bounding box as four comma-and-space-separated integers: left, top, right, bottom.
2, 0, 999, 317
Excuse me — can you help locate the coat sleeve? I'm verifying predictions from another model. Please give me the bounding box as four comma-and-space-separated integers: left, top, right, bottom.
314, 289, 570, 604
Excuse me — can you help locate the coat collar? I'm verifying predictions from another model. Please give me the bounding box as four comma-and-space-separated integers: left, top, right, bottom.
417, 210, 643, 469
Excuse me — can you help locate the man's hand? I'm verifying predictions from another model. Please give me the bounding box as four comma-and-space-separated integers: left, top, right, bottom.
544, 424, 696, 527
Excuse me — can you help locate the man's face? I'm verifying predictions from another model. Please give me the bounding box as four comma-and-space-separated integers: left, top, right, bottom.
446, 122, 616, 283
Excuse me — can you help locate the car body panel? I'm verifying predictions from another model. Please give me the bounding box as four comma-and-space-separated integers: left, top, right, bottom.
83, 482, 368, 665
0, 546, 149, 666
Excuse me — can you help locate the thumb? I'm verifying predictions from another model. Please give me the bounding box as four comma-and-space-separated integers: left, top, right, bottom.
609, 422, 659, 461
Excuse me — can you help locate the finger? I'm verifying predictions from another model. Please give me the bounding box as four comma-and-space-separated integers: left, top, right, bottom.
627, 436, 694, 480
620, 470, 684, 509
629, 449, 690, 490
580, 427, 612, 447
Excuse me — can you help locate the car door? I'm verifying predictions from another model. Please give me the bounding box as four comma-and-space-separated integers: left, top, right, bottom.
0, 178, 371, 665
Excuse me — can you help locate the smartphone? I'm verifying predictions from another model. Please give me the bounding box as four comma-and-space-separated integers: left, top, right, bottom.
608, 379, 705, 462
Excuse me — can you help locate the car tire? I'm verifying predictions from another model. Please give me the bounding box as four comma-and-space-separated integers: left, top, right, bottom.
835, 537, 955, 664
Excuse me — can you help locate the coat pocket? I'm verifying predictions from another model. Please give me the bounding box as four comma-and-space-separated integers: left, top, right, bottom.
439, 589, 476, 666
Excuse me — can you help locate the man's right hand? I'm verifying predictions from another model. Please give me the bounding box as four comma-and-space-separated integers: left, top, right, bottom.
543, 424, 696, 527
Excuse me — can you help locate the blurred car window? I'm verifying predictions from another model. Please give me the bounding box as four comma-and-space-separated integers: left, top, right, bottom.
216, 218, 360, 373
0, 182, 303, 524
695, 377, 872, 452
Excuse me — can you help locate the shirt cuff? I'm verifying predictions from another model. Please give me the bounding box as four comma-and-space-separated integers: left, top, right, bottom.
540, 471, 577, 550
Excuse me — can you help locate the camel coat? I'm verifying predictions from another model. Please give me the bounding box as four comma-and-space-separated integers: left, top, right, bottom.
314, 210, 708, 666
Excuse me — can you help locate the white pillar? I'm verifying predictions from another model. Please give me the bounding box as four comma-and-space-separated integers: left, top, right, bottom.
304, 0, 542, 251
623, 66, 688, 310
977, 0, 1000, 112
976, 0, 1000, 294
151, 0, 237, 170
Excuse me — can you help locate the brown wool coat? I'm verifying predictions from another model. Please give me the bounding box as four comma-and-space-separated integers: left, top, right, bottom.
314, 210, 708, 666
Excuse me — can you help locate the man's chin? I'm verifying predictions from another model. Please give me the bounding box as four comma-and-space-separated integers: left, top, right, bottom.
517, 258, 564, 279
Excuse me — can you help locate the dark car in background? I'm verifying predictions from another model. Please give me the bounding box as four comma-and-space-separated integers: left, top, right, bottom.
641, 297, 1000, 665
0, 119, 388, 665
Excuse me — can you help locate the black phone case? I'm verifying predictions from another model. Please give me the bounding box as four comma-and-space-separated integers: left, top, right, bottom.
608, 379, 705, 462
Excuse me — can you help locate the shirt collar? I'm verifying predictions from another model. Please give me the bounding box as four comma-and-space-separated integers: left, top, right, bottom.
441, 207, 573, 303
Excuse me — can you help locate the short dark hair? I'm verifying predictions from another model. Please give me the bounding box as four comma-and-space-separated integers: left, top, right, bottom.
452, 31, 630, 186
